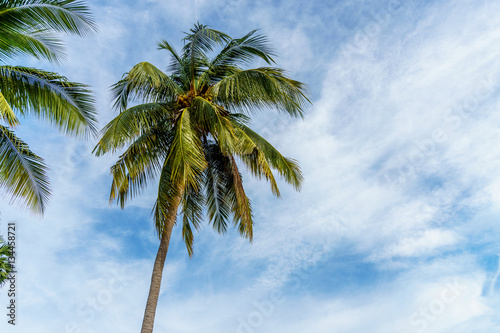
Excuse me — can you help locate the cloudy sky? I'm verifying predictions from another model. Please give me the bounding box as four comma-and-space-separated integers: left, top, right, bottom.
2, 0, 500, 332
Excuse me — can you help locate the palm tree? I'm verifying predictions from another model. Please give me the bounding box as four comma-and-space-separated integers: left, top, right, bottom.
0, 236, 12, 285
94, 24, 310, 333
0, 0, 97, 214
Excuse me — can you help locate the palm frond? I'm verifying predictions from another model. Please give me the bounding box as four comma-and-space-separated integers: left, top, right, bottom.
235, 122, 303, 190
157, 39, 182, 75
204, 30, 275, 83
0, 125, 50, 214
212, 67, 310, 117
111, 62, 182, 111
0, 65, 97, 137
153, 161, 182, 237
0, 29, 63, 62
181, 182, 204, 257
0, 91, 19, 126
181, 23, 230, 83
204, 142, 232, 234
167, 108, 207, 189
0, 0, 97, 37
109, 126, 171, 208
227, 155, 253, 240
94, 102, 174, 155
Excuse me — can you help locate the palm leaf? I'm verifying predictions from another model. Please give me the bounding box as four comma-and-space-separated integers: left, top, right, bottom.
111, 62, 182, 111
0, 29, 63, 62
167, 108, 207, 189
235, 121, 303, 190
109, 126, 171, 208
212, 67, 310, 117
203, 142, 232, 234
203, 30, 275, 83
227, 155, 253, 240
181, 182, 204, 256
0, 124, 50, 214
0, 65, 97, 137
181, 23, 230, 84
0, 0, 97, 37
94, 102, 174, 155
0, 91, 19, 126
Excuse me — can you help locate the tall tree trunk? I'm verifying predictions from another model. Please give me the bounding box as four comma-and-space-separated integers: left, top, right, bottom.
140, 193, 183, 333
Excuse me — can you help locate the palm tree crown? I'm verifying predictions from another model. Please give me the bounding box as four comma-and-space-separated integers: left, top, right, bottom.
95, 24, 309, 333
96, 23, 309, 254
0, 0, 97, 214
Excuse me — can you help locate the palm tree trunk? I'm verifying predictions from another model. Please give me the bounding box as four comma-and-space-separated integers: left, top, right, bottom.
140, 193, 183, 333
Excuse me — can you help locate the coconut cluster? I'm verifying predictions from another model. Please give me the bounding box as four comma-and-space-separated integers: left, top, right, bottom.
176, 90, 213, 108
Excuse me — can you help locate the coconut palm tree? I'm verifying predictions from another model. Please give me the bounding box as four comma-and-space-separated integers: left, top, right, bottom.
0, 236, 12, 285
0, 0, 97, 214
94, 23, 310, 333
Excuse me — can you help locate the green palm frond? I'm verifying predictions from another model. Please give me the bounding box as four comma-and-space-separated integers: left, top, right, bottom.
167, 108, 207, 189
0, 125, 50, 214
109, 127, 170, 208
157, 39, 182, 75
0, 0, 96, 215
0, 29, 63, 62
204, 30, 275, 83
182, 23, 230, 83
227, 155, 253, 240
204, 142, 232, 234
109, 120, 173, 207
0, 65, 97, 137
181, 183, 204, 256
0, 91, 19, 126
235, 122, 303, 190
0, 0, 97, 37
111, 62, 182, 111
153, 161, 182, 236
94, 102, 174, 155
213, 67, 310, 117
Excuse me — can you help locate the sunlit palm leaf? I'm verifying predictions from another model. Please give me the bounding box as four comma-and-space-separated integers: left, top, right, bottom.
181, 183, 204, 256
0, 29, 62, 62
109, 127, 172, 208
0, 65, 97, 137
0, 91, 19, 126
0, 0, 97, 37
204, 30, 275, 84
236, 122, 303, 190
0, 125, 50, 214
213, 67, 309, 117
167, 108, 207, 189
111, 62, 182, 111
94, 102, 173, 155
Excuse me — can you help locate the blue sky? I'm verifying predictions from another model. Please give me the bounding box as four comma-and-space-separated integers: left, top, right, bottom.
2, 0, 500, 332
